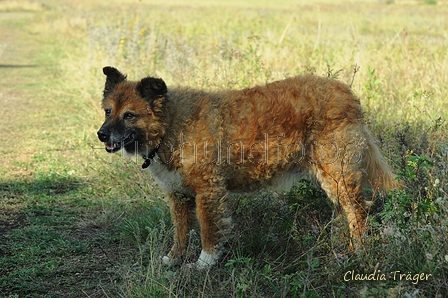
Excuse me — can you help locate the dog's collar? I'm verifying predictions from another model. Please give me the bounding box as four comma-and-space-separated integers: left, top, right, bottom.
141, 142, 162, 169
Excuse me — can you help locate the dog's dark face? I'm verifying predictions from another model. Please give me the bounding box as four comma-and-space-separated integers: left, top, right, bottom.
97, 66, 168, 155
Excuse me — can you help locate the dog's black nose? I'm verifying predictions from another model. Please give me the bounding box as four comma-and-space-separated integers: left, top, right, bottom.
97, 129, 109, 142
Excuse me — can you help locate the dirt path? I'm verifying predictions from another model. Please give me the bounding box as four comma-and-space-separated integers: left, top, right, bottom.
0, 10, 126, 297
0, 11, 42, 177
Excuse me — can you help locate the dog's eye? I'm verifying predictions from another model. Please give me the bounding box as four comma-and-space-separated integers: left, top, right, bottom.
123, 112, 136, 120
105, 108, 111, 117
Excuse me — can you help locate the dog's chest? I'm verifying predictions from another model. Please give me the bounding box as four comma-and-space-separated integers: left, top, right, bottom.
147, 158, 194, 195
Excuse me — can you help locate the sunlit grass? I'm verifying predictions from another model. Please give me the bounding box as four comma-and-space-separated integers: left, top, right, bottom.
74, 0, 448, 123
1, 0, 447, 297
0, 0, 44, 12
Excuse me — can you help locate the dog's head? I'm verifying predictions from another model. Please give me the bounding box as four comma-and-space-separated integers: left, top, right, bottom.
97, 66, 168, 156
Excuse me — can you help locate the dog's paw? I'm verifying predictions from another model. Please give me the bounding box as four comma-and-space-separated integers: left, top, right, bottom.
187, 249, 222, 270
161, 255, 179, 267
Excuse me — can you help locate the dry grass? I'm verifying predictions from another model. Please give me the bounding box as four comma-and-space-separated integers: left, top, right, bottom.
0, 0, 44, 11
64, 0, 448, 123
1, 0, 447, 297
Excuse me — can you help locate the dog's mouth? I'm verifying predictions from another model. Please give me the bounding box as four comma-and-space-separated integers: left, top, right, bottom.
105, 134, 136, 153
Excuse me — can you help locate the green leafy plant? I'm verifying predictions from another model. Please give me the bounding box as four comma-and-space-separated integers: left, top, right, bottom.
383, 153, 438, 227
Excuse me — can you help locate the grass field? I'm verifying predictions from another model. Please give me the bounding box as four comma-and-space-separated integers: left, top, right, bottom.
0, 0, 447, 297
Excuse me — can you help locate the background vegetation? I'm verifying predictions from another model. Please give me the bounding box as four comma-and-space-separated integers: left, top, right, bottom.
0, 0, 447, 297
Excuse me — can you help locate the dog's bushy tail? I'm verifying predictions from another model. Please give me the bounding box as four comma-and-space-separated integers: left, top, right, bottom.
363, 126, 401, 192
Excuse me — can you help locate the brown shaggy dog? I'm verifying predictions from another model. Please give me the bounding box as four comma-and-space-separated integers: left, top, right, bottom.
97, 66, 399, 269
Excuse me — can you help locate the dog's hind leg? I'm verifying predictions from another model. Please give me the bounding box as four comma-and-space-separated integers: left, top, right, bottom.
314, 164, 368, 242
311, 134, 370, 247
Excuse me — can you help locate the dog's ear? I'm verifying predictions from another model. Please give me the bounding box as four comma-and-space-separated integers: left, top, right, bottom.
136, 77, 168, 101
103, 66, 127, 98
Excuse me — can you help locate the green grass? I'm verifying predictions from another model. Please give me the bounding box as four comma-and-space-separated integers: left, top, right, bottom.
0, 0, 447, 297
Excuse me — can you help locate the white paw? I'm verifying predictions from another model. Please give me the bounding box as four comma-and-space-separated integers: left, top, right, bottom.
187, 249, 222, 270
161, 255, 179, 266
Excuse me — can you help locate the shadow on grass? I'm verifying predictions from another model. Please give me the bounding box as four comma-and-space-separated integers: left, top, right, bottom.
0, 177, 82, 198
0, 64, 38, 68
0, 176, 87, 256
0, 176, 125, 297
0, 176, 86, 247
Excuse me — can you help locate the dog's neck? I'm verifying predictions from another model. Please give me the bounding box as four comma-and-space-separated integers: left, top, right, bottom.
141, 139, 163, 169
141, 148, 159, 169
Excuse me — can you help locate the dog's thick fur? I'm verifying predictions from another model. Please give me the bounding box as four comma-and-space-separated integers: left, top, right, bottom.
97, 66, 399, 269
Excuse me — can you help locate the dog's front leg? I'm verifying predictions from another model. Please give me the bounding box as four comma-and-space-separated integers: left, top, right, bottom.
192, 188, 232, 270
162, 192, 196, 266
